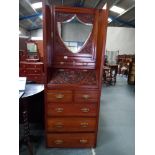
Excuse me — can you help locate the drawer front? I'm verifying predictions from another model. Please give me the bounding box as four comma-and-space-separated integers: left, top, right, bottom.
47, 103, 97, 117
27, 74, 44, 83
47, 90, 72, 103
47, 117, 96, 132
26, 68, 42, 74
26, 63, 43, 68
47, 133, 96, 148
75, 91, 99, 103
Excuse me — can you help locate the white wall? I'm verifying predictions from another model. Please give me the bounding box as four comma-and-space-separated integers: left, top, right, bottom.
106, 27, 135, 55
30, 29, 43, 40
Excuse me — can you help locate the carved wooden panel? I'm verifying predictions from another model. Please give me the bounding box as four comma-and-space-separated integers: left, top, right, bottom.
55, 12, 94, 24
49, 70, 97, 85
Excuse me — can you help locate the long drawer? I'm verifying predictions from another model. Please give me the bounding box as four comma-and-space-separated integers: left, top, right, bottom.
47, 133, 96, 148
75, 90, 99, 102
47, 117, 96, 132
47, 90, 72, 103
47, 103, 97, 117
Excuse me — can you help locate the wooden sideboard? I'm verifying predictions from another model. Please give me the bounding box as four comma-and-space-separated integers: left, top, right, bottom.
43, 5, 108, 148
19, 61, 44, 83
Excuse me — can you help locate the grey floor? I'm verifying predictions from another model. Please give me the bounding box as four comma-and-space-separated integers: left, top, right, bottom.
20, 75, 135, 155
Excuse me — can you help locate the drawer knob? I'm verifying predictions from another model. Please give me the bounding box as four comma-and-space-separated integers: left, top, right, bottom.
60, 62, 64, 65
55, 107, 64, 112
80, 139, 88, 144
55, 122, 64, 128
55, 94, 64, 99
81, 108, 90, 113
82, 94, 90, 100
80, 122, 88, 128
54, 140, 64, 144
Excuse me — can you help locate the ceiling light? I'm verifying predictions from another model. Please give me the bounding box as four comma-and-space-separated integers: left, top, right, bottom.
31, 2, 42, 9
19, 30, 21, 34
39, 14, 43, 19
108, 18, 112, 23
110, 6, 125, 14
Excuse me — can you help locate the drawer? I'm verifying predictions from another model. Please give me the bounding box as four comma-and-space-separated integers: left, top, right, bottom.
47, 117, 96, 132
47, 103, 97, 117
47, 133, 96, 148
27, 74, 43, 83
47, 90, 72, 103
75, 91, 99, 102
26, 68, 42, 74
26, 63, 43, 68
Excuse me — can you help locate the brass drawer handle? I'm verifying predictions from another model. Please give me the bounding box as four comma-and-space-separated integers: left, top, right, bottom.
55, 122, 64, 128
81, 108, 90, 113
55, 107, 64, 112
80, 139, 88, 144
80, 122, 88, 128
82, 94, 90, 100
55, 94, 64, 99
60, 62, 64, 64
54, 140, 64, 144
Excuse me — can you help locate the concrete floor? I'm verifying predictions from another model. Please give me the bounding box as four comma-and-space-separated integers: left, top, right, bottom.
20, 76, 135, 155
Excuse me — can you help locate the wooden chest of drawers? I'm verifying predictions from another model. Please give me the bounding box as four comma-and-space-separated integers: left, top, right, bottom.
19, 61, 44, 83
45, 89, 99, 147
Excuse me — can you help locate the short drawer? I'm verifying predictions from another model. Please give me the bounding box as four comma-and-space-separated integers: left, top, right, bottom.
47, 133, 96, 148
47, 117, 96, 132
47, 90, 72, 103
75, 91, 99, 103
47, 103, 97, 117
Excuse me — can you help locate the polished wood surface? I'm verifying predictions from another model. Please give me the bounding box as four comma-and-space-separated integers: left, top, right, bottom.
47, 133, 96, 148
43, 5, 108, 148
47, 117, 96, 132
47, 103, 97, 117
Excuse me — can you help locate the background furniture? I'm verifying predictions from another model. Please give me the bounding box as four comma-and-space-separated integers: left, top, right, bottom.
43, 5, 108, 148
19, 84, 44, 155
128, 56, 135, 85
19, 40, 45, 83
117, 54, 134, 75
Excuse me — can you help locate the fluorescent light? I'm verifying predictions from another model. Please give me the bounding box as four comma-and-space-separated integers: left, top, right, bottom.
31, 2, 42, 9
108, 18, 112, 23
39, 14, 43, 19
110, 6, 125, 14
19, 30, 21, 34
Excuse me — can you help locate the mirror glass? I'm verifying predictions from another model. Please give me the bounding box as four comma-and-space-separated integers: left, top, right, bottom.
57, 16, 93, 53
27, 42, 37, 53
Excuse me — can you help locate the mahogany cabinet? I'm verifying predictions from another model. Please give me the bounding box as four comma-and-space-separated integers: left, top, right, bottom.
43, 5, 108, 148
19, 61, 44, 83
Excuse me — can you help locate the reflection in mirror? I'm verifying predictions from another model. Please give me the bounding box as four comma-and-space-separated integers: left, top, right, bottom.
57, 16, 92, 53
27, 42, 37, 53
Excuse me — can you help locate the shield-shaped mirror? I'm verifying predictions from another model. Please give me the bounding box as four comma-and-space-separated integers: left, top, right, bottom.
57, 15, 93, 53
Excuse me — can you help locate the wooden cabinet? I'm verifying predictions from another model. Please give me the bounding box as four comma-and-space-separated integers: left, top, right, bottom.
19, 61, 44, 83
128, 60, 135, 85
43, 5, 108, 148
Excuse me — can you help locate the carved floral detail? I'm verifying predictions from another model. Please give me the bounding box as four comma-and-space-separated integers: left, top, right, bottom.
56, 12, 94, 24
49, 70, 97, 85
